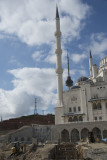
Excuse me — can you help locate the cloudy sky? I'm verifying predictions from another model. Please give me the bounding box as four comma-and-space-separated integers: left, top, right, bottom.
0, 0, 107, 120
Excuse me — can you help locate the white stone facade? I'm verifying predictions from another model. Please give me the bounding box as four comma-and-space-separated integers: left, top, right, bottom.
55, 8, 107, 125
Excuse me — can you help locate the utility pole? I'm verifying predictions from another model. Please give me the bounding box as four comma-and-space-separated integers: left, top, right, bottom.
34, 98, 37, 115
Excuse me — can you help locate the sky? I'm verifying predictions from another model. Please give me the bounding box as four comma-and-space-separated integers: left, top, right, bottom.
0, 0, 107, 120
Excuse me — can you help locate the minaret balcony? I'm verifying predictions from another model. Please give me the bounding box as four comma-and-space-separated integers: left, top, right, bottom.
55, 49, 62, 54
54, 31, 61, 37
56, 69, 63, 74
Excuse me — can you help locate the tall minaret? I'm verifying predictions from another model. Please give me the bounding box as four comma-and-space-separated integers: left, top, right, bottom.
55, 5, 63, 107
89, 49, 93, 77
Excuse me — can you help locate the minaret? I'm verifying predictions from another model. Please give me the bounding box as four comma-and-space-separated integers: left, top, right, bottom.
89, 49, 93, 77
55, 5, 63, 107
65, 49, 73, 90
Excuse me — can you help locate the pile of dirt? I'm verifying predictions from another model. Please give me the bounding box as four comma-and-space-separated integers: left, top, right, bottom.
81, 142, 107, 160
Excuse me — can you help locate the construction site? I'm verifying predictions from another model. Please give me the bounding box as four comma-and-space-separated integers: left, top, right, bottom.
0, 134, 107, 160
0, 2, 107, 160
0, 114, 107, 160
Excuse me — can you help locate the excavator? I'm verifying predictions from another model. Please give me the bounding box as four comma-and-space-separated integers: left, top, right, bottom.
10, 141, 26, 157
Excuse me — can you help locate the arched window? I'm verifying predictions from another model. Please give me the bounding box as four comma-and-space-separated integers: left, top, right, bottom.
71, 129, 80, 142
73, 116, 78, 122
103, 130, 107, 139
93, 103, 97, 110
106, 102, 107, 109
68, 117, 73, 122
92, 127, 102, 139
79, 116, 83, 121
97, 103, 102, 110
81, 128, 89, 141
61, 129, 69, 142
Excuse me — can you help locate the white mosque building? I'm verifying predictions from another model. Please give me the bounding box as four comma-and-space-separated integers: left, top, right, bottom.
55, 6, 107, 125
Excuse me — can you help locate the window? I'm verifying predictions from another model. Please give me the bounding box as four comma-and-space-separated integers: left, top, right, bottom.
97, 103, 102, 110
78, 106, 81, 112
73, 107, 76, 112
79, 116, 83, 121
106, 102, 107, 109
93, 103, 102, 110
99, 116, 102, 120
93, 103, 97, 110
69, 108, 72, 112
73, 116, 78, 122
68, 117, 73, 122
94, 117, 97, 121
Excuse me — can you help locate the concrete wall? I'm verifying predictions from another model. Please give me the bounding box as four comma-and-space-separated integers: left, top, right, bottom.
0, 126, 33, 144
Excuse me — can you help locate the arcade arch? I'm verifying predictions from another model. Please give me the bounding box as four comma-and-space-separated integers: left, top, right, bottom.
103, 130, 107, 138
92, 127, 102, 139
81, 128, 89, 141
61, 129, 69, 142
71, 129, 79, 142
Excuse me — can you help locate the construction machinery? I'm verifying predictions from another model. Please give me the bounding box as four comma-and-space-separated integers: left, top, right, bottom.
10, 141, 26, 157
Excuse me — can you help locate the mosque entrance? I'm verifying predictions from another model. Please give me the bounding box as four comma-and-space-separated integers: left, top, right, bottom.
61, 129, 69, 142
81, 128, 89, 141
71, 129, 79, 142
92, 127, 102, 140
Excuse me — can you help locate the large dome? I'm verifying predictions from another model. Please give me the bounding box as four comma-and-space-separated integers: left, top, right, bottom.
77, 76, 88, 83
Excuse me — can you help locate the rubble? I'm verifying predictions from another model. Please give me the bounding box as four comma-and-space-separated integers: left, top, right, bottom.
0, 141, 107, 160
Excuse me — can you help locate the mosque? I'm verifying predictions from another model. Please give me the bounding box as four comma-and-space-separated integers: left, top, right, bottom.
52, 6, 107, 142
0, 6, 107, 144
55, 6, 107, 125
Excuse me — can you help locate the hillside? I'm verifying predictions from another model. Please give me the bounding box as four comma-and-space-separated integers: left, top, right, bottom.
0, 114, 55, 131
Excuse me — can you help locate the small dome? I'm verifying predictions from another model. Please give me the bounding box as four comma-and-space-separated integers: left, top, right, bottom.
77, 76, 88, 83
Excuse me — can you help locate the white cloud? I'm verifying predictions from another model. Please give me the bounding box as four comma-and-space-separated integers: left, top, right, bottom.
0, 66, 87, 119
0, 0, 91, 119
71, 53, 87, 63
0, 0, 90, 46
32, 51, 45, 62
0, 67, 57, 119
60, 0, 90, 20
90, 33, 107, 58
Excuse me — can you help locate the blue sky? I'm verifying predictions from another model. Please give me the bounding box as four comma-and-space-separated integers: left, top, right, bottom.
0, 0, 107, 120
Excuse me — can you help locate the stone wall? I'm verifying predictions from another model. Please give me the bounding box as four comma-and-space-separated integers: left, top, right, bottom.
51, 121, 107, 142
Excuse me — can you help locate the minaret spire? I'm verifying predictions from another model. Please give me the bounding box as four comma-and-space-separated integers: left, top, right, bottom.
56, 4, 59, 19
89, 49, 93, 77
55, 5, 63, 107
65, 49, 73, 90
89, 49, 92, 58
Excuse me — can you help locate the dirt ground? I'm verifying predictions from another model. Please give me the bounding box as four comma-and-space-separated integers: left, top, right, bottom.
79, 142, 107, 160
0, 142, 107, 160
